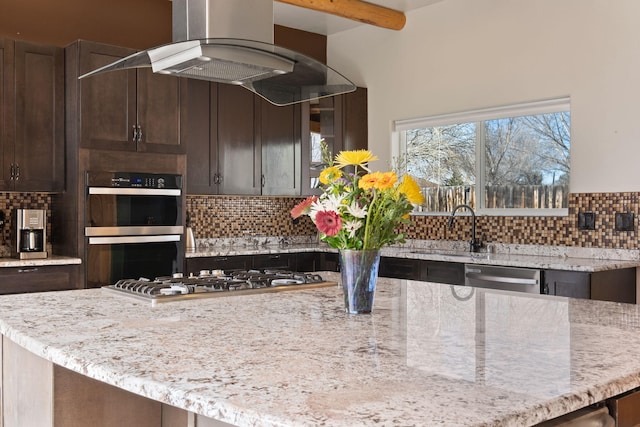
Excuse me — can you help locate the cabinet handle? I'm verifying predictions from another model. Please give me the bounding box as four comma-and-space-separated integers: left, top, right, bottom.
18, 267, 39, 273
9, 163, 15, 180
132, 125, 138, 142
137, 125, 143, 142
261, 174, 265, 187
14, 164, 19, 181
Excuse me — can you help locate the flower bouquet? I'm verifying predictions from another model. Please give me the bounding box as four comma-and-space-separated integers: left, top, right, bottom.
291, 144, 425, 313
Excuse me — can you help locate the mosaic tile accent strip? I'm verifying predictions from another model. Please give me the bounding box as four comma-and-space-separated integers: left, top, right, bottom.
184, 192, 640, 250
0, 192, 52, 252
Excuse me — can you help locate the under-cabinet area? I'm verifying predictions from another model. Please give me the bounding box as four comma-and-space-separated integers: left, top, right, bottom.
186, 251, 637, 304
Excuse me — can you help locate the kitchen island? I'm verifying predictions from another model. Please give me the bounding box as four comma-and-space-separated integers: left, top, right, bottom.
2, 274, 640, 426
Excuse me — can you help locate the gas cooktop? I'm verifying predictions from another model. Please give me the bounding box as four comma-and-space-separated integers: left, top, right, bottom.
102, 269, 336, 305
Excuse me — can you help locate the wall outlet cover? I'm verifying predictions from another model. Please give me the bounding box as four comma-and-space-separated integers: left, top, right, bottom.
615, 212, 635, 232
577, 212, 596, 230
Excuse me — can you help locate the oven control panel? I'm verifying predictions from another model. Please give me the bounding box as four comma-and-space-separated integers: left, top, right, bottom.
86, 172, 182, 189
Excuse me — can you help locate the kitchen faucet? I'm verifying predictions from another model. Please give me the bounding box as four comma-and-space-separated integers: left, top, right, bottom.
447, 204, 482, 252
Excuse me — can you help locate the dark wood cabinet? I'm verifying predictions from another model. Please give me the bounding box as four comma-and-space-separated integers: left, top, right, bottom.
0, 264, 80, 295
217, 84, 261, 195
69, 40, 185, 155
544, 270, 590, 299
0, 39, 64, 192
184, 79, 216, 194
259, 98, 301, 196
422, 260, 465, 285
185, 255, 253, 275
186, 83, 302, 196
544, 268, 636, 303
252, 253, 296, 270
296, 252, 320, 272
379, 257, 422, 280
0, 38, 11, 190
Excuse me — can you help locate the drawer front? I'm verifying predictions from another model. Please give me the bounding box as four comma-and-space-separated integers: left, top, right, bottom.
0, 265, 79, 294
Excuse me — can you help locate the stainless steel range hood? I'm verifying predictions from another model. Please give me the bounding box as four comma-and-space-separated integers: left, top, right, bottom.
78, 0, 356, 106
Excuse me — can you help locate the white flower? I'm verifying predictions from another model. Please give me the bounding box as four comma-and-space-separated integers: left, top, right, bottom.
346, 201, 367, 218
320, 193, 344, 213
343, 219, 363, 238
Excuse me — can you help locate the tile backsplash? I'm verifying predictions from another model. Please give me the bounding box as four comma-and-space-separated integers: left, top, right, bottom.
1, 192, 637, 254
187, 193, 640, 250
0, 193, 52, 255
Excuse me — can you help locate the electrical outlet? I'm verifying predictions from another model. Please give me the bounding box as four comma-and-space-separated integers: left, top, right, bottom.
615, 212, 635, 232
577, 212, 595, 230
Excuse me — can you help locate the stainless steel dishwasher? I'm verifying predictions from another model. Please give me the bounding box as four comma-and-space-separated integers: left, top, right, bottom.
464, 264, 541, 293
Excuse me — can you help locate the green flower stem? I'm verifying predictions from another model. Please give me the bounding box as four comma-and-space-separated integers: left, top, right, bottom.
363, 189, 377, 249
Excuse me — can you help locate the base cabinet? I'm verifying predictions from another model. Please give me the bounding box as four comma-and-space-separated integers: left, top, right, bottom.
544, 268, 636, 304
0, 265, 79, 295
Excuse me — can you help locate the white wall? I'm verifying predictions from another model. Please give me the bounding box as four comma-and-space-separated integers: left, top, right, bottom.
327, 0, 640, 193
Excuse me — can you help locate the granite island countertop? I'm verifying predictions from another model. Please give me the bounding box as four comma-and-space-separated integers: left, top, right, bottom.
3, 275, 640, 426
187, 243, 640, 272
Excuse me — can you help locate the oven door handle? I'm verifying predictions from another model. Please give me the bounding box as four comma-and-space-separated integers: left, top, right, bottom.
88, 235, 181, 244
86, 226, 184, 236
88, 187, 181, 196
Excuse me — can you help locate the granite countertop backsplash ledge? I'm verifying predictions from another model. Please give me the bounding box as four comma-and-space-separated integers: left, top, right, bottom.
187, 237, 640, 272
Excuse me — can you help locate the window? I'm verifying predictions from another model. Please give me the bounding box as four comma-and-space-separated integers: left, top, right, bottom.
395, 98, 570, 215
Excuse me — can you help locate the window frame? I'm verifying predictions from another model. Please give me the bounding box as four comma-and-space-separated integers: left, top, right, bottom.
394, 97, 570, 217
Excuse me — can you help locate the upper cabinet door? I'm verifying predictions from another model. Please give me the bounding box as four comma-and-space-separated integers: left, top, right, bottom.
185, 80, 217, 194
77, 41, 137, 152
0, 39, 14, 191
217, 84, 261, 195
259, 98, 301, 196
13, 41, 64, 192
135, 69, 184, 154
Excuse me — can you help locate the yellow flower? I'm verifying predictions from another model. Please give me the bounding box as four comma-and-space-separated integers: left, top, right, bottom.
358, 172, 382, 190
359, 171, 397, 191
397, 175, 425, 204
335, 150, 378, 171
376, 172, 397, 190
319, 166, 342, 185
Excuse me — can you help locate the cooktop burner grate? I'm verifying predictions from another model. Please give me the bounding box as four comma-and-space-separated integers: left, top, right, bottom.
103, 269, 333, 304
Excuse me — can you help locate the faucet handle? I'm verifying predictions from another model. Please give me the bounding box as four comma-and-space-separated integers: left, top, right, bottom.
470, 238, 482, 253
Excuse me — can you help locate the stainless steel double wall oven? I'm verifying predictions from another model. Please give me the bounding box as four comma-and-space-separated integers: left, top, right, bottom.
85, 172, 184, 288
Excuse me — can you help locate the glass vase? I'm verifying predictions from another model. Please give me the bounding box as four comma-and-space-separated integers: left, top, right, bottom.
339, 249, 381, 314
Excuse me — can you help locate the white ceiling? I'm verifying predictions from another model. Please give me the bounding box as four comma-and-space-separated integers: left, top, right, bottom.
273, 0, 444, 35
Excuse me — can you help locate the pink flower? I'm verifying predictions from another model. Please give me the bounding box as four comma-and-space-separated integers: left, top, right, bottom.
291, 196, 318, 219
315, 210, 342, 236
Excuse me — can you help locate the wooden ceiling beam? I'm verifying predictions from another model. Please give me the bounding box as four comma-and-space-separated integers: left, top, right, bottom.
275, 0, 406, 31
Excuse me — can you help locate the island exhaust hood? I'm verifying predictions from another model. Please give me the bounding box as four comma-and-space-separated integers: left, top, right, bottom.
78, 0, 356, 106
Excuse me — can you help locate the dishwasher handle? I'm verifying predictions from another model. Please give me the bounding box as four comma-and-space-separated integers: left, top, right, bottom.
465, 271, 539, 286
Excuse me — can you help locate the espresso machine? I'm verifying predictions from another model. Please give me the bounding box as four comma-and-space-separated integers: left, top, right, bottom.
13, 209, 47, 259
